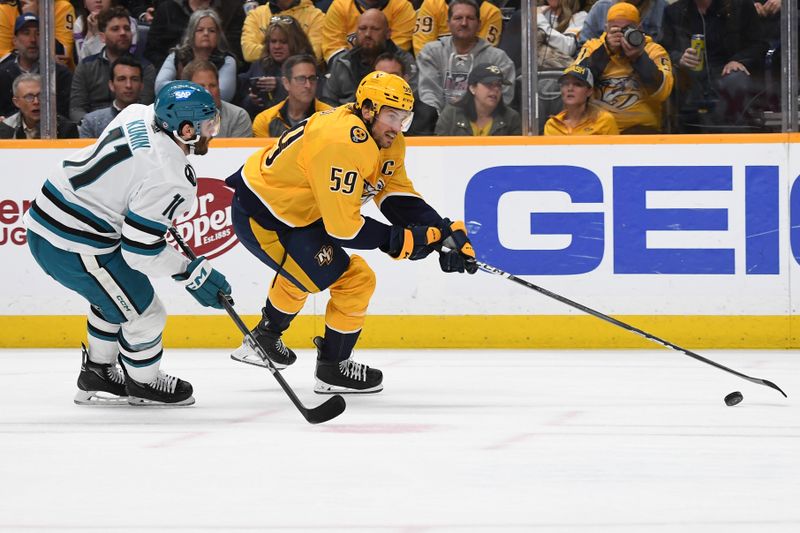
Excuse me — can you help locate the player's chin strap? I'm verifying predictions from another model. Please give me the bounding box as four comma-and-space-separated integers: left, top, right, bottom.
172, 130, 202, 154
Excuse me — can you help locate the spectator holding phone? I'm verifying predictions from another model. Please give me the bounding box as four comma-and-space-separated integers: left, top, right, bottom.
154, 9, 237, 102
239, 15, 315, 119
252, 54, 329, 137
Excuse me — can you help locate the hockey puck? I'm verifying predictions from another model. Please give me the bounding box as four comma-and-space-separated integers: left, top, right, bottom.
724, 391, 743, 406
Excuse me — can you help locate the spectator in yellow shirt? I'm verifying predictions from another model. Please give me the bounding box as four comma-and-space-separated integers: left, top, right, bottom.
321, 0, 415, 63
544, 64, 619, 135
252, 53, 331, 137
240, 0, 325, 63
413, 0, 502, 56
573, 1, 673, 133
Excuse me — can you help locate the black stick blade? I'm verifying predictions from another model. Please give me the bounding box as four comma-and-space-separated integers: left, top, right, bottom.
761, 379, 788, 398
304, 394, 346, 424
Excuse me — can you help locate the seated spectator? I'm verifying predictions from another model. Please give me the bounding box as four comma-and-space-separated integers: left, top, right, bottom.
183, 59, 252, 137
240, 15, 315, 119
536, 0, 587, 69
544, 63, 619, 134
435, 63, 521, 135
323, 8, 416, 106
417, 0, 514, 113
78, 55, 143, 138
374, 51, 437, 135
321, 0, 415, 63
0, 13, 72, 118
579, 0, 667, 46
144, 0, 227, 70
74, 0, 139, 61
241, 0, 325, 63
660, 0, 767, 132
155, 9, 236, 102
70, 6, 155, 123
574, 2, 673, 133
0, 0, 76, 69
252, 54, 330, 137
0, 73, 78, 138
413, 0, 503, 56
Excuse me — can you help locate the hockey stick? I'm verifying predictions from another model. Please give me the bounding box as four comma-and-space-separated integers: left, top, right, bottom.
476, 260, 788, 398
168, 227, 346, 424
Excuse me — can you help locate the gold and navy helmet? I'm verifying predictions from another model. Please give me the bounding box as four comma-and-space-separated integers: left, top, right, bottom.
355, 71, 414, 116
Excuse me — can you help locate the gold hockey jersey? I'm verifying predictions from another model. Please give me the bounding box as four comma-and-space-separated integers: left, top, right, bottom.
575, 35, 673, 131
242, 105, 421, 240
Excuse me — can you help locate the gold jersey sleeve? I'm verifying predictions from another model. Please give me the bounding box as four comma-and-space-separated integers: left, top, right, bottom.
242, 106, 381, 240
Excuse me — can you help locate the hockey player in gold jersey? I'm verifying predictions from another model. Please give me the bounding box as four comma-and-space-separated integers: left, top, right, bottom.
226, 71, 476, 394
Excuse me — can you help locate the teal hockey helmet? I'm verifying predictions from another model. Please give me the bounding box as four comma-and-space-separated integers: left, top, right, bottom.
154, 81, 220, 144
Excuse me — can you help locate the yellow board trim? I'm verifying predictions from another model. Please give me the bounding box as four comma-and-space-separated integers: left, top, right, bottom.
2, 132, 799, 150
1, 315, 797, 349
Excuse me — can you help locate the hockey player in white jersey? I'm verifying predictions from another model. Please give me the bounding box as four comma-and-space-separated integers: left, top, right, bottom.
24, 81, 231, 407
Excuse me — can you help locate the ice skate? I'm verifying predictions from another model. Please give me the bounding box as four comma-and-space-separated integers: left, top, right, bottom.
230, 321, 297, 370
74, 343, 129, 406
313, 337, 383, 394
122, 364, 195, 407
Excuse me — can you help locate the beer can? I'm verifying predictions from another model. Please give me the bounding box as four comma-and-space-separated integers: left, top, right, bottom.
690, 34, 705, 72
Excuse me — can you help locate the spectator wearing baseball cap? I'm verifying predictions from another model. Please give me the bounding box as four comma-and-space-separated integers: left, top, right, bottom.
434, 62, 520, 136
0, 1, 76, 69
544, 64, 619, 136
0, 13, 73, 118
573, 1, 674, 133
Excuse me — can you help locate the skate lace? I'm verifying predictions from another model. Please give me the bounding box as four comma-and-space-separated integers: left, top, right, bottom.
338, 359, 367, 382
273, 338, 289, 357
106, 365, 125, 385
150, 372, 178, 394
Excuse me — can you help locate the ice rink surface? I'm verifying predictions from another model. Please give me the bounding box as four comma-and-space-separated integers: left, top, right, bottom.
0, 347, 798, 533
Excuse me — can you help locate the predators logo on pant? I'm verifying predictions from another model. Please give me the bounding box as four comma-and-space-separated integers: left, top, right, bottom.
315, 245, 334, 266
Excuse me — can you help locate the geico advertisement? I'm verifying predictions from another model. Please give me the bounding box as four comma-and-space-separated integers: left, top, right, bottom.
0, 140, 798, 316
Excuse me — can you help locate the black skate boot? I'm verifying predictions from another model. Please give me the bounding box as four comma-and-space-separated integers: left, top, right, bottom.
313, 336, 383, 394
121, 363, 195, 407
74, 343, 128, 406
230, 320, 297, 370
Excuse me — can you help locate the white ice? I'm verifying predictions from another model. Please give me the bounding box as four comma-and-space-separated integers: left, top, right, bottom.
0, 348, 798, 532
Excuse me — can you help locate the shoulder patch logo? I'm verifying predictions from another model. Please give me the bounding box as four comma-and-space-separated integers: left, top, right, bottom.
350, 126, 368, 143
185, 165, 196, 186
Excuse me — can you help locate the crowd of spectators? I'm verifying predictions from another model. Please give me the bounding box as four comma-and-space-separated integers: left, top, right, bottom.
0, 0, 789, 138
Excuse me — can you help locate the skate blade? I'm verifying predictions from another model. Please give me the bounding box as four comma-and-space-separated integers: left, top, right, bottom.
313, 380, 383, 395
74, 390, 129, 406
127, 395, 196, 407
230, 344, 288, 370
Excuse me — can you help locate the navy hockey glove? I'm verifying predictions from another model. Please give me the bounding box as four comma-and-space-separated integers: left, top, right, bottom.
172, 257, 232, 309
439, 219, 477, 274
386, 224, 443, 260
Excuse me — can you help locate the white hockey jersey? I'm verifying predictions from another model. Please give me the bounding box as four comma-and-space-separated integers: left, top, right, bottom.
24, 104, 194, 278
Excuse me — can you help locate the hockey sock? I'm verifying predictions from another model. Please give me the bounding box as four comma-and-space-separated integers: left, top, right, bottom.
320, 326, 361, 363
87, 305, 121, 365
260, 299, 297, 334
